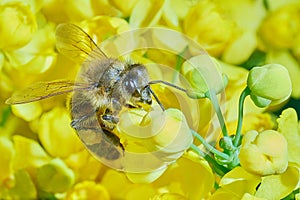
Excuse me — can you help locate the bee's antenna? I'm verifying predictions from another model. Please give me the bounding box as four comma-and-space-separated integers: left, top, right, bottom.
147, 85, 165, 111
148, 80, 188, 93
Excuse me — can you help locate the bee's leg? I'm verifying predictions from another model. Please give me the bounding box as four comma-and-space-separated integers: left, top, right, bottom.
71, 115, 89, 130
100, 114, 119, 130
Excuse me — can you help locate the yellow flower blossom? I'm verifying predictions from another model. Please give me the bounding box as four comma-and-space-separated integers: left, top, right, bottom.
129, 0, 165, 28
259, 3, 300, 49
277, 108, 300, 165
11, 102, 42, 122
0, 137, 14, 182
0, 2, 37, 50
66, 181, 110, 200
255, 166, 300, 199
117, 107, 193, 175
215, 0, 266, 64
239, 130, 288, 176
210, 167, 261, 199
4, 23, 57, 74
183, 0, 235, 56
12, 135, 51, 170
0, 170, 37, 199
64, 149, 104, 182
38, 107, 83, 158
101, 152, 214, 199
36, 158, 75, 193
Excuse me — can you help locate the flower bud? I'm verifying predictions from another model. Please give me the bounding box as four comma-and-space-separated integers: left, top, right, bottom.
0, 2, 37, 50
247, 64, 292, 106
181, 55, 228, 98
239, 130, 288, 176
37, 158, 75, 193
117, 107, 193, 177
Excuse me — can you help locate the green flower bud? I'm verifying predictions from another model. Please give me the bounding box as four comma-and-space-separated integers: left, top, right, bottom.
182, 55, 228, 98
249, 94, 271, 108
247, 64, 292, 106
37, 158, 75, 193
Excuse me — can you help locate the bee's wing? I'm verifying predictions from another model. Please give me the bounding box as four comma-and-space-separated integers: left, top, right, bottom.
56, 23, 107, 63
6, 80, 94, 105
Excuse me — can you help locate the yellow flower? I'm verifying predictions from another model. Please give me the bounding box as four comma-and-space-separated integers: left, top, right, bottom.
239, 130, 288, 176
0, 170, 37, 199
183, 0, 235, 56
210, 167, 261, 199
11, 102, 42, 122
0, 137, 14, 182
259, 3, 300, 49
12, 135, 51, 170
4, 23, 57, 74
215, 0, 266, 64
101, 152, 214, 199
255, 166, 300, 199
109, 0, 139, 17
36, 158, 75, 193
117, 107, 193, 176
66, 181, 110, 200
38, 107, 83, 158
277, 108, 300, 165
0, 2, 37, 50
64, 149, 103, 182
129, 0, 165, 28
247, 64, 292, 107
211, 165, 300, 200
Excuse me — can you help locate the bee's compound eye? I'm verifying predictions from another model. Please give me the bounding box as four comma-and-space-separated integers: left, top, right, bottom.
141, 87, 152, 104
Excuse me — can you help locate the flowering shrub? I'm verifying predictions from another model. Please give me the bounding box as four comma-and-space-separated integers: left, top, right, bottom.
1, 0, 300, 199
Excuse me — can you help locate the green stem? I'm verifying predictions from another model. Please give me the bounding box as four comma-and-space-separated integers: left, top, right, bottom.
233, 87, 251, 147
190, 144, 229, 176
191, 129, 229, 160
205, 90, 228, 137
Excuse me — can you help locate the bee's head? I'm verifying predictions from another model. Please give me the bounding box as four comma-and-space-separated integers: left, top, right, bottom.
122, 64, 152, 108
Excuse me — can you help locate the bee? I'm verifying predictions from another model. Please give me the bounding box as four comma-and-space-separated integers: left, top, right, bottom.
6, 24, 188, 168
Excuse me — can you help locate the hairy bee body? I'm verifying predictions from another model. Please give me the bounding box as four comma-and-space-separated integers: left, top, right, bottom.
6, 23, 152, 162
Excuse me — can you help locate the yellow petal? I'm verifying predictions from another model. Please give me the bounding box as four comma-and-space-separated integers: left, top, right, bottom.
0, 170, 37, 199
255, 166, 300, 199
219, 166, 261, 197
239, 130, 288, 175
66, 181, 110, 200
38, 107, 83, 158
0, 137, 14, 182
153, 152, 215, 199
12, 135, 51, 170
11, 102, 42, 122
0, 2, 37, 50
101, 169, 134, 199
129, 0, 165, 28
277, 108, 300, 165
36, 158, 75, 193
183, 0, 235, 56
64, 149, 103, 182
126, 167, 167, 183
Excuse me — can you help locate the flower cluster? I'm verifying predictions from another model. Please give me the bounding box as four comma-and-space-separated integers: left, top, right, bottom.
1, 0, 300, 199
